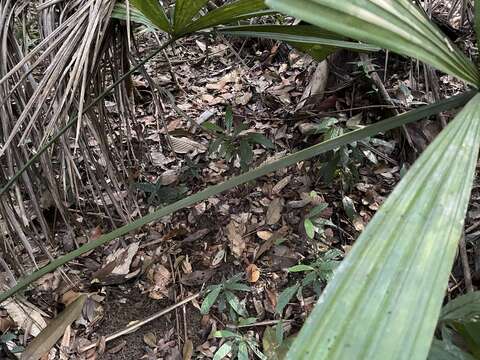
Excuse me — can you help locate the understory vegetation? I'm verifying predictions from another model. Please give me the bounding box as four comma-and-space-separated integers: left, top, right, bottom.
1, 0, 480, 359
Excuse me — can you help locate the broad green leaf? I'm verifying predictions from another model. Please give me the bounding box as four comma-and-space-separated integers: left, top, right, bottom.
0, 92, 473, 303
220, 25, 381, 54
202, 121, 224, 133
266, 0, 480, 86
173, 0, 209, 34
21, 295, 87, 360
213, 341, 233, 360
440, 291, 480, 324
224, 290, 248, 316
201, 286, 222, 314
182, 0, 269, 35
214, 330, 241, 339
263, 326, 294, 360
247, 133, 274, 149
288, 264, 315, 273
238, 341, 249, 360
428, 339, 476, 360
129, 0, 170, 33
224, 282, 251, 292
455, 322, 480, 358
304, 218, 315, 239
112, 3, 157, 29
276, 284, 300, 315
285, 94, 480, 360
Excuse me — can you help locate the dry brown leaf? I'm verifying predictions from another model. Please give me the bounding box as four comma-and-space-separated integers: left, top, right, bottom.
89, 226, 102, 241
61, 290, 82, 306
3, 298, 47, 337
21, 295, 87, 360
246, 264, 260, 283
170, 136, 207, 154
296, 60, 329, 111
266, 198, 283, 225
257, 230, 272, 241
147, 264, 171, 300
183, 339, 194, 360
226, 220, 246, 258
0, 315, 13, 332
105, 242, 139, 276
108, 340, 127, 354
180, 270, 214, 287
272, 175, 292, 194
143, 332, 157, 348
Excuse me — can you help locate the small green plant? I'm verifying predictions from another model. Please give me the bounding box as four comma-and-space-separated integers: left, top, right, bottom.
0, 332, 25, 356
276, 249, 342, 314
202, 107, 274, 171
132, 180, 187, 206
201, 274, 251, 322
304, 116, 390, 189
213, 329, 267, 360
303, 200, 336, 240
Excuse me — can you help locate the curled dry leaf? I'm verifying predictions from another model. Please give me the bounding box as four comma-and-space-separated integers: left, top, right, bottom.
266, 198, 283, 225
0, 315, 13, 332
147, 264, 171, 300
2, 298, 47, 337
180, 269, 215, 287
226, 220, 246, 258
246, 264, 260, 283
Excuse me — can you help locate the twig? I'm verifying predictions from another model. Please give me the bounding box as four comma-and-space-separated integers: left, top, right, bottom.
78, 292, 200, 353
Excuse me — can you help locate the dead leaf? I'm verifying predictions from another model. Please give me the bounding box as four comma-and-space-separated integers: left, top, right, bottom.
183, 339, 194, 360
226, 220, 246, 258
108, 340, 127, 354
296, 60, 329, 111
170, 136, 207, 154
3, 298, 47, 337
159, 170, 179, 185
144, 332, 157, 348
0, 315, 13, 332
21, 295, 87, 360
272, 175, 292, 194
148, 264, 171, 300
266, 198, 283, 225
180, 269, 214, 287
246, 264, 260, 283
61, 290, 82, 306
104, 242, 139, 276
257, 230, 272, 241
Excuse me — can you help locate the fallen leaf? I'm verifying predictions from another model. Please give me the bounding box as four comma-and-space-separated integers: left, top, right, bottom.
226, 220, 246, 258
257, 230, 273, 241
103, 242, 139, 276
21, 295, 87, 360
246, 264, 260, 283
61, 290, 82, 306
144, 332, 157, 348
180, 269, 214, 287
0, 315, 13, 332
183, 339, 194, 360
108, 340, 127, 354
266, 198, 283, 225
3, 298, 47, 337
170, 136, 207, 154
147, 264, 171, 300
272, 175, 292, 194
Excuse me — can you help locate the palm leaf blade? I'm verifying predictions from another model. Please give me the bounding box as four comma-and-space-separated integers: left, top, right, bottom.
0, 92, 473, 303
286, 94, 480, 359
266, 0, 480, 86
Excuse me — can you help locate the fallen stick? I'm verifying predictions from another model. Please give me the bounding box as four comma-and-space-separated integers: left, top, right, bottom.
78, 292, 200, 353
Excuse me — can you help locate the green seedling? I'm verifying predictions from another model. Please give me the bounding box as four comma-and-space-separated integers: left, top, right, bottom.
201, 274, 251, 322
276, 249, 343, 315
202, 107, 274, 171
213, 329, 267, 360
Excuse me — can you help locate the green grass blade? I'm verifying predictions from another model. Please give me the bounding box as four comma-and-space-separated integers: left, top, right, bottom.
130, 0, 171, 33
181, 0, 269, 35
0, 92, 472, 303
285, 94, 480, 360
173, 0, 209, 34
266, 0, 480, 86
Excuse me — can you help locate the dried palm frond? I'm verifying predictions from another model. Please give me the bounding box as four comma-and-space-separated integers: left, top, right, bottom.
0, 0, 149, 277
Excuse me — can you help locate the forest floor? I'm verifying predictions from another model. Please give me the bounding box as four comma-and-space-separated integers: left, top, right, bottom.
1, 3, 480, 360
